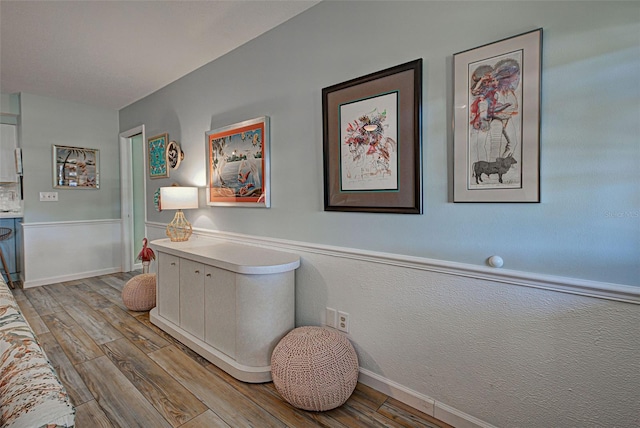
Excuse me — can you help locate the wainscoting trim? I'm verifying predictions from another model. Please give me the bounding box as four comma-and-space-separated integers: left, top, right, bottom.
147, 223, 640, 304
22, 219, 122, 288
22, 218, 121, 228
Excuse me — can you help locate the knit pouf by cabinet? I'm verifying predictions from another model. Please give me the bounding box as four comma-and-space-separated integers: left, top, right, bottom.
271, 326, 359, 411
122, 273, 156, 311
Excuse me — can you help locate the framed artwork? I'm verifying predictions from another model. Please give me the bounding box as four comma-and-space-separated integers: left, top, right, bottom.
153, 188, 162, 212
148, 133, 169, 179
453, 28, 542, 202
322, 59, 423, 214
52, 145, 99, 189
206, 116, 270, 207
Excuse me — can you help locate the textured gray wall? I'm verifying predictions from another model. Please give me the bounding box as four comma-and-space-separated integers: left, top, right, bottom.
20, 92, 120, 222
122, 2, 640, 426
120, 1, 639, 286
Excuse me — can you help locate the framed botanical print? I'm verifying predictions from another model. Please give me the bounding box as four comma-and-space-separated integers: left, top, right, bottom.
148, 133, 169, 179
453, 29, 542, 202
322, 59, 423, 214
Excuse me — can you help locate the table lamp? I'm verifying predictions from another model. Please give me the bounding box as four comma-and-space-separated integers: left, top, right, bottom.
160, 186, 199, 242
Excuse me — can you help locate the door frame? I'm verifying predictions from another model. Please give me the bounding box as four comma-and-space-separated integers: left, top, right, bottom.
119, 125, 146, 272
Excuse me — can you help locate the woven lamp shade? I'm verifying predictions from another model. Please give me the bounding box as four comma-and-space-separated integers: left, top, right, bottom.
122, 273, 156, 311
271, 326, 359, 411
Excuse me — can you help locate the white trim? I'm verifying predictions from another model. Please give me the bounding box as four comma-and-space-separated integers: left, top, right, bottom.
23, 267, 121, 289
22, 218, 121, 228
119, 125, 145, 273
358, 368, 497, 428
358, 368, 435, 415
145, 223, 640, 305
434, 401, 498, 428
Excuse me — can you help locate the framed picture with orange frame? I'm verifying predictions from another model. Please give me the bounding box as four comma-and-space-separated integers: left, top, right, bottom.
206, 116, 270, 208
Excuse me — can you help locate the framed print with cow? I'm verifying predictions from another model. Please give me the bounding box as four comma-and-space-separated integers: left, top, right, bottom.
322, 59, 423, 213
206, 116, 270, 207
453, 29, 542, 202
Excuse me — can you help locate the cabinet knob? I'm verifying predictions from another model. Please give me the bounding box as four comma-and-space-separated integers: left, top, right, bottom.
195, 270, 200, 274
206, 273, 212, 278
170, 262, 176, 266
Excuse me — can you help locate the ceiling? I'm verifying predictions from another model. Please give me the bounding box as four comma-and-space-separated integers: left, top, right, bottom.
0, 0, 319, 110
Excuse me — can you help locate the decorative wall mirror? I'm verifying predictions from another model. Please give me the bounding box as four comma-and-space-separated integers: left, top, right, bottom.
167, 141, 184, 170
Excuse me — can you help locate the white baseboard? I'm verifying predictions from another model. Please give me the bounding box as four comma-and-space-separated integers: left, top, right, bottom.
358, 368, 496, 428
434, 401, 498, 428
358, 368, 435, 415
22, 267, 121, 288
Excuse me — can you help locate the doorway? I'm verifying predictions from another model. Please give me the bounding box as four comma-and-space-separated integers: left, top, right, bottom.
119, 125, 146, 272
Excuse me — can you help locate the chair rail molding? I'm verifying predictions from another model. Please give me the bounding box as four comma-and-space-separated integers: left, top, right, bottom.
146, 222, 639, 305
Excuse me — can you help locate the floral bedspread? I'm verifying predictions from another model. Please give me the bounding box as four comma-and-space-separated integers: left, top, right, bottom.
0, 278, 75, 428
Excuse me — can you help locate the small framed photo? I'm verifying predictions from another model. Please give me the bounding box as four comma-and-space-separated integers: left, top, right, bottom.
148, 133, 169, 179
53, 145, 99, 189
206, 116, 270, 207
322, 59, 423, 214
453, 28, 542, 202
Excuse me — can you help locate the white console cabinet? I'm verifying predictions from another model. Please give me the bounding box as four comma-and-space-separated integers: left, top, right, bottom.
150, 238, 300, 383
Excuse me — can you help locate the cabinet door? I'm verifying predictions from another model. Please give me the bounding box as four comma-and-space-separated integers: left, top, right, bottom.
179, 259, 205, 340
204, 265, 236, 359
157, 252, 180, 325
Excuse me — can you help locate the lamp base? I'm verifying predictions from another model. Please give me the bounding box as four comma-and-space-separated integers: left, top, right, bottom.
166, 210, 192, 242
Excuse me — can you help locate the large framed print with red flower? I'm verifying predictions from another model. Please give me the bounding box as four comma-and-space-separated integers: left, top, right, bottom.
322, 59, 422, 214
453, 29, 542, 202
206, 116, 270, 207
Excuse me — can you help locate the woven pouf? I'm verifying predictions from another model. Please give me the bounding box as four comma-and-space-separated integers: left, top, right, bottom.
122, 273, 156, 311
271, 326, 359, 411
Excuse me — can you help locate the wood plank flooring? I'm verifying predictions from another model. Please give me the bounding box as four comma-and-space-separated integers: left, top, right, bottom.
13, 272, 453, 428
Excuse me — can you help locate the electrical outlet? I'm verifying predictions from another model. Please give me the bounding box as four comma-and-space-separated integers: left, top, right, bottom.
325, 307, 337, 328
39, 192, 58, 201
337, 311, 350, 333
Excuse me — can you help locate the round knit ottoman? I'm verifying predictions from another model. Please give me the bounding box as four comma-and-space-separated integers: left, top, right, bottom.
122, 273, 156, 311
271, 326, 359, 411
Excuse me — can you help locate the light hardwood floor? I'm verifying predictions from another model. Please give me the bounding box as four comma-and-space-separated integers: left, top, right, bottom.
13, 272, 453, 428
